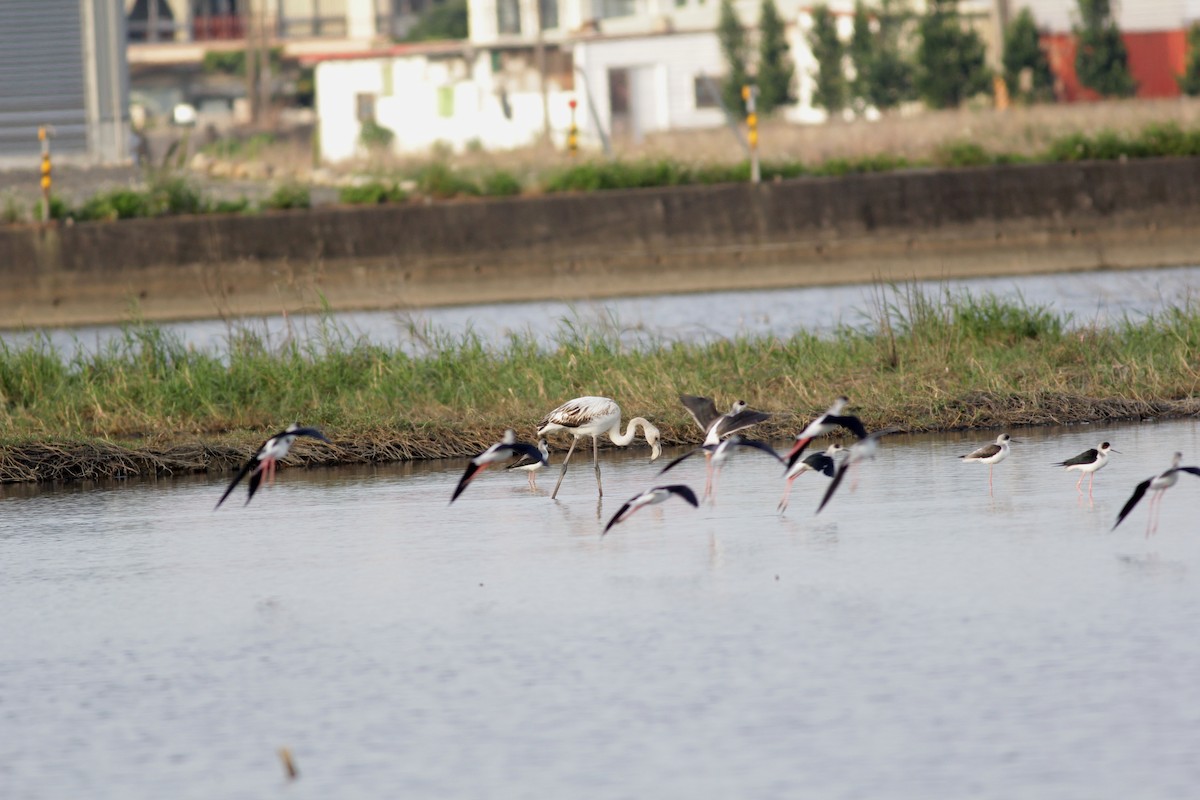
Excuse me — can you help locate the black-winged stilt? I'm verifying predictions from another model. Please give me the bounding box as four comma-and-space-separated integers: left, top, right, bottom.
451, 429, 546, 503
506, 438, 550, 490
1113, 452, 1200, 536
538, 396, 662, 499
679, 395, 771, 446
816, 427, 900, 514
959, 433, 1016, 491
215, 424, 331, 509
778, 443, 844, 514
658, 434, 782, 501
786, 396, 866, 462
1054, 442, 1119, 497
603, 484, 699, 535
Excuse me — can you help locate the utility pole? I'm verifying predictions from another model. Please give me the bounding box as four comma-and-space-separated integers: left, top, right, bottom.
244, 0, 260, 125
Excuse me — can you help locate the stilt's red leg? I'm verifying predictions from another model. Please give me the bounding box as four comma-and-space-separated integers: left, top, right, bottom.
778, 477, 795, 513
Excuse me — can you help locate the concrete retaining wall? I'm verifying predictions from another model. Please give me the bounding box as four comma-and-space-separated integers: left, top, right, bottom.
3, 157, 1200, 328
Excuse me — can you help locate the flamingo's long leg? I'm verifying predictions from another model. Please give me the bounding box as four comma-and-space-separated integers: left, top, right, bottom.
593, 436, 603, 497
551, 438, 578, 500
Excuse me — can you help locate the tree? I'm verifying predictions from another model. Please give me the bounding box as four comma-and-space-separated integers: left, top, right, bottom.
1074, 0, 1136, 97
1003, 7, 1054, 103
808, 4, 847, 113
849, 0, 914, 111
757, 0, 796, 113
718, 0, 751, 114
405, 0, 468, 41
1180, 22, 1200, 95
915, 0, 991, 109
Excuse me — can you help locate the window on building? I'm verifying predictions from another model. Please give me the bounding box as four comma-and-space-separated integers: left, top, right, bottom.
693, 75, 720, 109
356, 93, 377, 122
596, 0, 636, 18
540, 0, 559, 30
497, 0, 521, 34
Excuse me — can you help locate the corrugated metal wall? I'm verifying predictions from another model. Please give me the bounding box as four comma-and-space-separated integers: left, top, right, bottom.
0, 0, 129, 164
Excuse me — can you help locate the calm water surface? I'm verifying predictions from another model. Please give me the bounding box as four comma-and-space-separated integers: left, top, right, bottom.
8, 264, 1200, 354
4, 419, 1200, 798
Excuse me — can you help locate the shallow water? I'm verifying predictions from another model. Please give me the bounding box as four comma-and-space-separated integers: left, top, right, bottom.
8, 264, 1200, 355
4, 419, 1200, 798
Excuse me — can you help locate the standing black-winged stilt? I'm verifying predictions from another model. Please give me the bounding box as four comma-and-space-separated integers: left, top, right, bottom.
658, 435, 782, 501
1113, 452, 1200, 536
785, 396, 866, 462
603, 484, 699, 535
679, 395, 771, 445
451, 430, 546, 503
538, 396, 662, 499
959, 433, 1016, 491
778, 443, 844, 514
1054, 442, 1119, 497
505, 438, 550, 490
215, 424, 331, 509
817, 427, 901, 515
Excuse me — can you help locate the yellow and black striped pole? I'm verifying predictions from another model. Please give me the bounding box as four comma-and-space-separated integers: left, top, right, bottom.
38, 125, 52, 222
568, 98, 579, 157
742, 85, 760, 184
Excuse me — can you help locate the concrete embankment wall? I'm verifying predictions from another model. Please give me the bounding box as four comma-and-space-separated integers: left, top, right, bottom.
3, 158, 1200, 328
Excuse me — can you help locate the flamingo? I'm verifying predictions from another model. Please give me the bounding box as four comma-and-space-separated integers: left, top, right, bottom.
778, 443, 844, 514
603, 485, 699, 535
451, 430, 546, 503
1053, 442, 1118, 498
786, 396, 866, 462
817, 427, 901, 515
538, 396, 662, 499
959, 433, 1016, 492
658, 435, 782, 501
506, 438, 551, 491
1113, 452, 1200, 536
215, 424, 331, 509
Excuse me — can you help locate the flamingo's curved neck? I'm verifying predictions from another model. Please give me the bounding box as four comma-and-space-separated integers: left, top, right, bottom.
607, 417, 646, 446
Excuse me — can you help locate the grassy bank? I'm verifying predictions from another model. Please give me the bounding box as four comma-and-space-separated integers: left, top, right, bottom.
2, 288, 1199, 483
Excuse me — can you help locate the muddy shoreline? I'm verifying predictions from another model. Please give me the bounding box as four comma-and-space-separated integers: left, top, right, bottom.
4, 394, 1196, 485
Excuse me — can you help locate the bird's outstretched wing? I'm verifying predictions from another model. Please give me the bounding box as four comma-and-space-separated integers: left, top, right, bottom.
679, 395, 720, 433
658, 447, 706, 476
726, 438, 783, 463
245, 464, 267, 505
787, 414, 866, 464
215, 455, 258, 510
1177, 466, 1200, 478
603, 484, 699, 535
1112, 477, 1152, 531
710, 409, 771, 441
451, 461, 487, 503
817, 461, 851, 515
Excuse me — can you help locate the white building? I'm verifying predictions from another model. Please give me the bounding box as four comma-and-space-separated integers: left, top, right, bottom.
313, 0, 998, 161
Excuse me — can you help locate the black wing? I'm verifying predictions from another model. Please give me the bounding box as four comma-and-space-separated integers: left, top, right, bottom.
727, 438, 783, 463
451, 461, 487, 503
603, 499, 637, 535
1055, 448, 1099, 467
506, 442, 545, 465
245, 465, 269, 505
658, 446, 706, 476
825, 414, 868, 440
1112, 477, 1152, 531
661, 484, 700, 508
1176, 466, 1200, 477
679, 395, 720, 433
817, 461, 851, 515
214, 455, 258, 510
804, 452, 837, 477
711, 409, 771, 440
